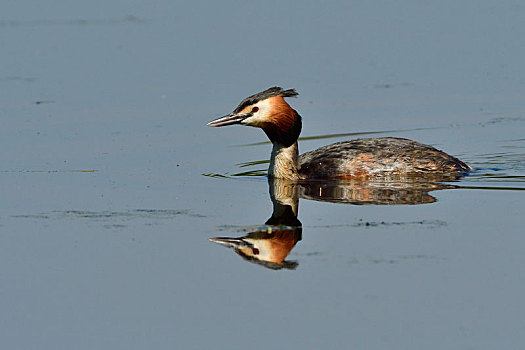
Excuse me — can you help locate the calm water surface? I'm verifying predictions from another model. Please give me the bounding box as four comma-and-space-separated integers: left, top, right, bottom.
1, 1, 524, 349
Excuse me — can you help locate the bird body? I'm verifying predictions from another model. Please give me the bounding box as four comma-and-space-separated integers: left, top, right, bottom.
207, 87, 471, 180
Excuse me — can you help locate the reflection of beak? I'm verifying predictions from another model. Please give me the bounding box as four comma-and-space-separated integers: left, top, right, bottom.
206, 113, 251, 127
209, 237, 252, 249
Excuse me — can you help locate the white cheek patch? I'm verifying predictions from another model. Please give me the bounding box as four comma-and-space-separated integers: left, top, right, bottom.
241, 100, 272, 127
244, 238, 273, 260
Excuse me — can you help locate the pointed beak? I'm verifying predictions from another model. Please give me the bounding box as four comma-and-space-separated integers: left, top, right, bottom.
206, 113, 250, 127
209, 237, 251, 249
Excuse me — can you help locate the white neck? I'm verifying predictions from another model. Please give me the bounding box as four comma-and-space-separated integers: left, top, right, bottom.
268, 141, 300, 180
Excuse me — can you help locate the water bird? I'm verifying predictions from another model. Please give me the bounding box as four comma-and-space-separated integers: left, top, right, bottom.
207, 87, 471, 180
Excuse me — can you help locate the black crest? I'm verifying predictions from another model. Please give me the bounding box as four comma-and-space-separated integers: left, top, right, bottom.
233, 87, 299, 113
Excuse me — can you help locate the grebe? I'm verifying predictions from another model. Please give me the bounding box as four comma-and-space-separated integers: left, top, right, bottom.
207, 87, 471, 180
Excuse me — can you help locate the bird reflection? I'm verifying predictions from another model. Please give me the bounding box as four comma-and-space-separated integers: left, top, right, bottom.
210, 179, 302, 270
300, 176, 458, 205
209, 176, 458, 269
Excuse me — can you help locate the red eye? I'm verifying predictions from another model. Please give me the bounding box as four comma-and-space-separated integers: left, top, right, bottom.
253, 248, 260, 255
251, 106, 259, 113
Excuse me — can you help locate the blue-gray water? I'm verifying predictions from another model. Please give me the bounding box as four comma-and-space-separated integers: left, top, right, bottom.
1, 1, 524, 349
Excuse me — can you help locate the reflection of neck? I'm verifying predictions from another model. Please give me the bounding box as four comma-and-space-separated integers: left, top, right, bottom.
267, 178, 301, 226
269, 141, 300, 181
